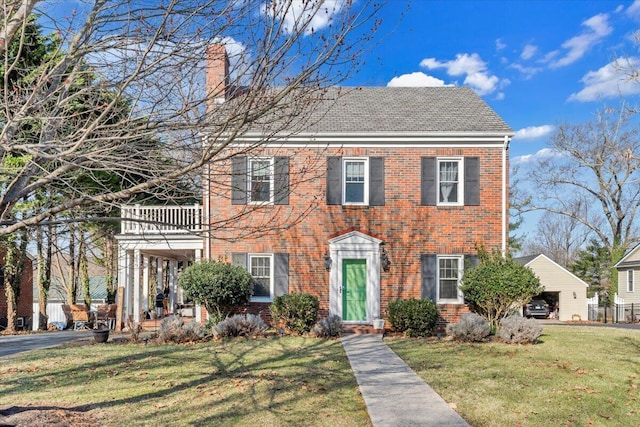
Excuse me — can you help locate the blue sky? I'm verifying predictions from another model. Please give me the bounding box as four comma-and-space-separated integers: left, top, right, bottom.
37, 0, 640, 237
344, 0, 640, 164
337, 0, 640, 237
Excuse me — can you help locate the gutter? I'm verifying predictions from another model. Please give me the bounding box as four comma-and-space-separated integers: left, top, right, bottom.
502, 134, 510, 255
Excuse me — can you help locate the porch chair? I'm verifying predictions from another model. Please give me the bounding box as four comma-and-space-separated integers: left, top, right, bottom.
95, 304, 109, 329
61, 304, 74, 329
106, 304, 118, 330
69, 304, 93, 330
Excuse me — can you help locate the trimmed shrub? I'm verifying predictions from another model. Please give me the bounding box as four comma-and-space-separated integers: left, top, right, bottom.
312, 314, 344, 338
446, 312, 491, 342
178, 260, 253, 320
270, 293, 319, 335
213, 314, 268, 338
460, 248, 543, 332
387, 298, 439, 337
158, 315, 206, 343
497, 315, 542, 344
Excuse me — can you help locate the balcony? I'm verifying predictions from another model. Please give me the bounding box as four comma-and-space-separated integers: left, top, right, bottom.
120, 204, 202, 235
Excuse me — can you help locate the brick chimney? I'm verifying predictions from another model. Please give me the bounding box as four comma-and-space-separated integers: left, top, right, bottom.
206, 44, 229, 108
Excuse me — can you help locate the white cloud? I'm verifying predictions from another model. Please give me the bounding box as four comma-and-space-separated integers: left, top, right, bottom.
494, 92, 505, 100
464, 72, 499, 96
521, 44, 538, 60
548, 13, 613, 69
386, 72, 452, 87
626, 0, 640, 20
261, 0, 344, 35
513, 125, 555, 140
512, 148, 560, 165
419, 53, 505, 96
496, 38, 507, 51
509, 63, 542, 79
568, 57, 640, 101
421, 53, 486, 76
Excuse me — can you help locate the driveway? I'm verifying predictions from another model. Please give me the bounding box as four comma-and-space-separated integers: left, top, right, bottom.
0, 330, 93, 359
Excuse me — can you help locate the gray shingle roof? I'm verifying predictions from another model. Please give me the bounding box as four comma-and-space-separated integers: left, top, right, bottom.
297, 87, 513, 134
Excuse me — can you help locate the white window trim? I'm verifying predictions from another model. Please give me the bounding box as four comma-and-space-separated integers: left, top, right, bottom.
437, 255, 464, 303
249, 253, 274, 302
342, 157, 369, 206
628, 269, 634, 293
436, 157, 464, 207
248, 157, 274, 204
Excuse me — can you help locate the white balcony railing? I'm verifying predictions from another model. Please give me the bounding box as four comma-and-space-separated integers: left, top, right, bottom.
121, 204, 202, 235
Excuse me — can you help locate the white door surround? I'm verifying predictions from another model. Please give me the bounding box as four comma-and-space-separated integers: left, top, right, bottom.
328, 231, 382, 323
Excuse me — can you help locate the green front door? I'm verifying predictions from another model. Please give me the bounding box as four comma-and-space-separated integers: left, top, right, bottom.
343, 259, 367, 321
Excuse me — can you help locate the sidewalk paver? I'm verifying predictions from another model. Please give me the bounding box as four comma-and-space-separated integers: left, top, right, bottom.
341, 334, 469, 427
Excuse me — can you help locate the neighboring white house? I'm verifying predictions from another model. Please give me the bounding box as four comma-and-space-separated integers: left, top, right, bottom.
614, 244, 640, 306
515, 254, 589, 322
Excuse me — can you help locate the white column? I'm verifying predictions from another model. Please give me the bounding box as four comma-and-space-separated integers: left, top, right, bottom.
169, 259, 178, 314
118, 246, 130, 317
156, 257, 164, 293
142, 254, 150, 313
133, 249, 141, 322
195, 249, 203, 321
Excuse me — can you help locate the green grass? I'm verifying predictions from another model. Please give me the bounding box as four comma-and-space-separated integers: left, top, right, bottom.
0, 336, 370, 426
387, 325, 640, 427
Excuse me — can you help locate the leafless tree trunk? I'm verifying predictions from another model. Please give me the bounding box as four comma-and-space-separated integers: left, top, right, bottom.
36, 221, 53, 329
67, 227, 77, 304
0, 0, 383, 238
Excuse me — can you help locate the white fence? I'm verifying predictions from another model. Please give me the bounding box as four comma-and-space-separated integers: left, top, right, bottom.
31, 302, 106, 330
120, 204, 202, 235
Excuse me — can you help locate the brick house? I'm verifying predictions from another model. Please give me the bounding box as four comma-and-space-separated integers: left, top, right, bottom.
114, 47, 512, 327
0, 250, 34, 330
202, 48, 513, 326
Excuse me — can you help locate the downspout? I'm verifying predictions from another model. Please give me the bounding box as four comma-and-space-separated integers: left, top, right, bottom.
203, 134, 211, 260
502, 135, 510, 255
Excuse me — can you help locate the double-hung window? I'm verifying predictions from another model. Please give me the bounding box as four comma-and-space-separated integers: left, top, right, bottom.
249, 254, 274, 301
628, 270, 634, 293
437, 158, 463, 205
326, 156, 384, 206
438, 255, 463, 302
343, 158, 368, 205
231, 156, 289, 205
420, 157, 479, 206
249, 158, 273, 203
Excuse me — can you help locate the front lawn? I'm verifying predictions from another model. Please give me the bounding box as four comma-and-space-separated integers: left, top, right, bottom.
387, 325, 640, 427
0, 336, 370, 426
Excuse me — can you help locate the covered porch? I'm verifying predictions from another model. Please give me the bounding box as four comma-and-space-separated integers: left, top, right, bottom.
115, 205, 205, 328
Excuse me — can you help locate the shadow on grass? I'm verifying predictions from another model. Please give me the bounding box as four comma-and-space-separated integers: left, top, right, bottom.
0, 336, 368, 426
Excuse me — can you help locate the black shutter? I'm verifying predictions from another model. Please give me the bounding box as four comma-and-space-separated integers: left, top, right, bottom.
465, 254, 480, 269
274, 157, 289, 205
369, 157, 385, 206
231, 253, 247, 269
231, 156, 247, 205
326, 156, 342, 205
274, 253, 289, 297
464, 157, 480, 206
421, 157, 436, 206
421, 254, 437, 301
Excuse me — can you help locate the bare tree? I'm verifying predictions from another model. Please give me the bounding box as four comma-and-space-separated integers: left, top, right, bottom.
0, 0, 383, 237
521, 211, 590, 267
515, 105, 640, 280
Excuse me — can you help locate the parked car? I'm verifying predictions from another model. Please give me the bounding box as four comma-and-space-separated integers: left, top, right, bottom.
524, 299, 550, 318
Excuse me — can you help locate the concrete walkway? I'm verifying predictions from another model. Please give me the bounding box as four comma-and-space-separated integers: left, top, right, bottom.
341, 334, 469, 427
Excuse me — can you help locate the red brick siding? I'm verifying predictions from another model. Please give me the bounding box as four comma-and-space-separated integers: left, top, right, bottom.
0, 254, 34, 322
207, 145, 505, 324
